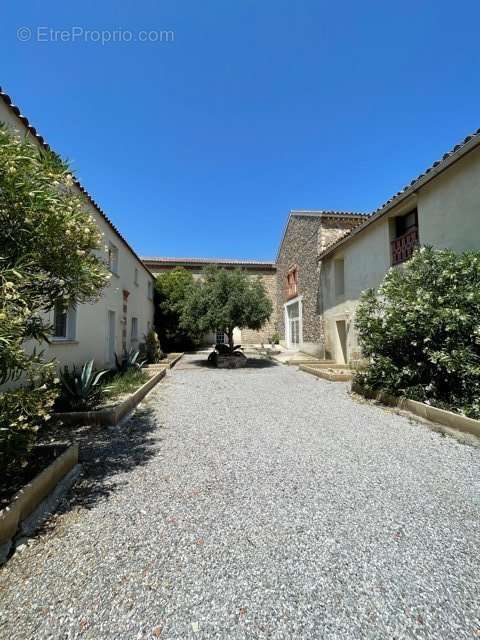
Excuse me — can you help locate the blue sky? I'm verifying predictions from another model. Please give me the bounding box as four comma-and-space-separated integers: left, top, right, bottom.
2, 1, 480, 260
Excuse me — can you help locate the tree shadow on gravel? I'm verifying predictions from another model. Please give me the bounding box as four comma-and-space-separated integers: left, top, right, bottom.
43, 405, 160, 513
188, 357, 278, 369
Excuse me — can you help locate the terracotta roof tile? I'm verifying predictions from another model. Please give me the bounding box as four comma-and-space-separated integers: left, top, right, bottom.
0, 88, 154, 279
143, 256, 276, 268
319, 126, 480, 259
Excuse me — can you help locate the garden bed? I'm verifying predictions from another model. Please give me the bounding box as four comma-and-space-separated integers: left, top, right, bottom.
351, 381, 480, 439
0, 444, 80, 563
299, 364, 353, 382
1, 443, 68, 509
52, 368, 167, 428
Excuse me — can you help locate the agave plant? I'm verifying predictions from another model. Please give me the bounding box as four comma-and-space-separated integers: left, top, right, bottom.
57, 360, 108, 411
208, 343, 244, 365
115, 349, 147, 374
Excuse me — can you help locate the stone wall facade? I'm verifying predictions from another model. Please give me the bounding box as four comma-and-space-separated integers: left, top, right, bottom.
276, 215, 324, 348
276, 212, 365, 355
240, 271, 277, 344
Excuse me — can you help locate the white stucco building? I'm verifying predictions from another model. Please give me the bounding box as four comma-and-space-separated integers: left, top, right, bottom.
0, 89, 155, 370
275, 127, 480, 363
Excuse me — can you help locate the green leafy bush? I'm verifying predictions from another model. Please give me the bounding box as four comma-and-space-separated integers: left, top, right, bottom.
354, 247, 480, 418
0, 370, 57, 480
56, 360, 108, 411
0, 124, 109, 473
144, 329, 164, 363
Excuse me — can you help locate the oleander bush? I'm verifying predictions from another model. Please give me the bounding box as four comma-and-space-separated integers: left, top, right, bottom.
354, 247, 480, 419
0, 123, 108, 475
0, 369, 57, 485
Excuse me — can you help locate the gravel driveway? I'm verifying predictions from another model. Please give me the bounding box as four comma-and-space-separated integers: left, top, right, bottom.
1, 354, 479, 639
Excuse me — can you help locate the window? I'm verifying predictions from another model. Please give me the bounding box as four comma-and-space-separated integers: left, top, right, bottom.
286, 266, 298, 299
147, 281, 153, 300
108, 242, 119, 275
53, 302, 76, 340
395, 209, 417, 238
391, 209, 419, 265
216, 329, 225, 344
334, 259, 345, 297
130, 317, 139, 347
134, 268, 139, 286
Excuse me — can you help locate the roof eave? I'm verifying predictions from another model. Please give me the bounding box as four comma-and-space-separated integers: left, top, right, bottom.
0, 88, 155, 280
317, 133, 480, 261
275, 210, 369, 262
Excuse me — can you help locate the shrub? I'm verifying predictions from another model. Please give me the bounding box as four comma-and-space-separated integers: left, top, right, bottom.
0, 370, 57, 480
0, 125, 109, 352
354, 247, 480, 418
144, 329, 164, 363
270, 332, 280, 345
56, 360, 108, 411
0, 124, 109, 471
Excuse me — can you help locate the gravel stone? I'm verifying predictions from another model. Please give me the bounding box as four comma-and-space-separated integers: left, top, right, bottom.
0, 354, 479, 639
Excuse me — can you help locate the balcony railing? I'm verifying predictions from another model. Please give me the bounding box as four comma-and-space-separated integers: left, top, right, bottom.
391, 227, 419, 265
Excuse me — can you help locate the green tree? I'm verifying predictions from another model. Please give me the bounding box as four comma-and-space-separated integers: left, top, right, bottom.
0, 124, 109, 477
354, 246, 480, 418
181, 266, 273, 352
154, 267, 195, 345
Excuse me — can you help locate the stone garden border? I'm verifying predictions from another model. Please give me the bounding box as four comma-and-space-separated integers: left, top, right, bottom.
299, 364, 353, 382
351, 381, 480, 439
0, 444, 80, 563
52, 368, 167, 428
145, 352, 183, 370
51, 354, 183, 428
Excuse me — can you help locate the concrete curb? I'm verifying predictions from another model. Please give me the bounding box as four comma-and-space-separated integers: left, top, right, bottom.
299, 365, 353, 382
351, 381, 480, 438
52, 367, 167, 427
145, 352, 183, 371
18, 464, 82, 538
166, 353, 183, 368
0, 444, 79, 562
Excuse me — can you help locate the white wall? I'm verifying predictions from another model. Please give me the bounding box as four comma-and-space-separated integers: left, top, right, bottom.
321, 216, 392, 363
321, 146, 480, 363
418, 148, 480, 252
0, 99, 155, 371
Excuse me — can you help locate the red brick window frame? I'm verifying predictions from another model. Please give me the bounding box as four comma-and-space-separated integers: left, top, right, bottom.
286, 265, 298, 300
